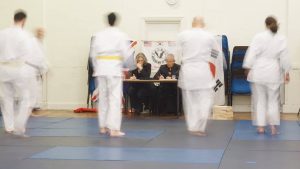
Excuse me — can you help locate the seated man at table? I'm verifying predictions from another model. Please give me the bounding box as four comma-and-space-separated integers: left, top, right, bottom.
128, 52, 152, 115
154, 53, 180, 115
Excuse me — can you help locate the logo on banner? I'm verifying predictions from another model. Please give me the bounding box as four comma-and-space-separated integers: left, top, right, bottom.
151, 45, 167, 65
214, 79, 224, 92
143, 41, 177, 67
142, 41, 177, 77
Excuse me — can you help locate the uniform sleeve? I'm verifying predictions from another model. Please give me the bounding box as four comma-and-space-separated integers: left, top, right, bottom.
120, 34, 131, 61
37, 40, 49, 74
243, 36, 260, 69
176, 33, 184, 64
211, 38, 222, 60
18, 33, 33, 61
28, 38, 48, 75
279, 38, 291, 73
0, 31, 5, 59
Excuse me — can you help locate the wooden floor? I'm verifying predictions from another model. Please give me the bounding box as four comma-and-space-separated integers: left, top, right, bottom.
32, 110, 299, 121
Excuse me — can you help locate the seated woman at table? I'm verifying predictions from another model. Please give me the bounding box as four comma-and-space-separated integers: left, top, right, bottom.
128, 52, 152, 114
153, 53, 180, 115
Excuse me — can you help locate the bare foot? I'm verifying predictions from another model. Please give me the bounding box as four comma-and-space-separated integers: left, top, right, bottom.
109, 130, 125, 137
99, 128, 109, 135
4, 130, 13, 134
270, 126, 279, 135
257, 127, 265, 134
12, 131, 30, 138
189, 131, 207, 136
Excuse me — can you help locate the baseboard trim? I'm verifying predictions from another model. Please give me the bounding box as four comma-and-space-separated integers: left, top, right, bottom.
43, 102, 299, 113
46, 103, 87, 110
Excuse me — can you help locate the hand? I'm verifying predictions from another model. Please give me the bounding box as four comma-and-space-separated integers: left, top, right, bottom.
166, 76, 172, 79
137, 63, 143, 70
35, 27, 45, 41
159, 75, 165, 80
285, 72, 290, 84
130, 74, 136, 80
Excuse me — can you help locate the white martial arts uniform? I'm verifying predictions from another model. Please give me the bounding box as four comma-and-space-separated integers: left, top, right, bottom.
24, 37, 48, 110
90, 27, 130, 131
243, 30, 291, 127
177, 28, 220, 132
0, 26, 32, 133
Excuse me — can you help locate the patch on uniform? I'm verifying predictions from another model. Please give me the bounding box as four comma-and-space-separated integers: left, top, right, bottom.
211, 49, 219, 58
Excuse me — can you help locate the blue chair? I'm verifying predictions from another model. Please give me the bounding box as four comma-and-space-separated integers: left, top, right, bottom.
221, 35, 230, 69
221, 35, 231, 105
87, 57, 96, 108
229, 46, 251, 106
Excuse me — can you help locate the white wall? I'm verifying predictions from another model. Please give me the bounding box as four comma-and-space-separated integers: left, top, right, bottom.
0, 0, 299, 112
0, 0, 44, 30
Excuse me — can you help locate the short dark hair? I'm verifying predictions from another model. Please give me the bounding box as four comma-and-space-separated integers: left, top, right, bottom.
265, 16, 279, 34
107, 12, 117, 26
14, 10, 27, 22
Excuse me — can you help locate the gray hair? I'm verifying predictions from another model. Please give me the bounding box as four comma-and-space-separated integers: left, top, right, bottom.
165, 53, 175, 61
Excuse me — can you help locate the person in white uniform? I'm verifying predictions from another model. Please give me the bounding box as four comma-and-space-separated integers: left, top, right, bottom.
177, 16, 220, 136
243, 16, 291, 135
90, 12, 130, 137
0, 10, 32, 137
25, 28, 48, 115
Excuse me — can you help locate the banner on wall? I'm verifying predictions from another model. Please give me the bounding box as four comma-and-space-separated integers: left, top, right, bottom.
212, 35, 226, 105
123, 41, 138, 71
142, 38, 226, 105
141, 41, 177, 76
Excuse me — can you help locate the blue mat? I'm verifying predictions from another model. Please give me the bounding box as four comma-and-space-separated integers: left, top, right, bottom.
45, 119, 184, 130
233, 120, 300, 141
0, 117, 70, 129
123, 119, 184, 125
45, 118, 98, 129
29, 117, 70, 123
27, 128, 164, 139
2, 117, 184, 129
46, 118, 184, 129
27, 117, 70, 128
31, 146, 224, 164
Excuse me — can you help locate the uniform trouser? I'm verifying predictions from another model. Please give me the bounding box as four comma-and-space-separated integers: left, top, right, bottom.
28, 75, 42, 109
251, 83, 281, 127
97, 76, 122, 131
182, 88, 213, 132
0, 78, 31, 133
